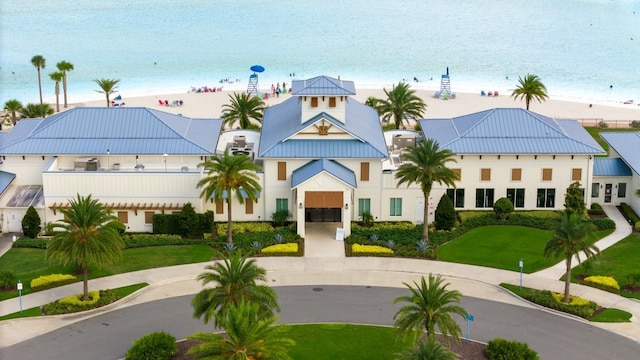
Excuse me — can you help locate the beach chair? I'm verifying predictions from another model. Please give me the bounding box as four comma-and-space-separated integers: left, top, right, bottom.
158, 100, 164, 106
487, 91, 493, 96
481, 90, 486, 96
494, 91, 499, 96
164, 100, 169, 105
178, 100, 184, 106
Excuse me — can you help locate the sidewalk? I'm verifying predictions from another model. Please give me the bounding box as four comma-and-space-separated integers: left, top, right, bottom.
1, 206, 638, 348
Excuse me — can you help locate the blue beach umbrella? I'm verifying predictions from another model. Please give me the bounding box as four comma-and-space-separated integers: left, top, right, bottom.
250, 65, 265, 73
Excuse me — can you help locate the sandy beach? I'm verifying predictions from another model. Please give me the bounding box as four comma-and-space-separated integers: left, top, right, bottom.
74, 87, 640, 128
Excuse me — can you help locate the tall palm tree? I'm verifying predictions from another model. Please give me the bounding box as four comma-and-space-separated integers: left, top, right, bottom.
511, 73, 549, 110
20, 103, 54, 118
221, 92, 265, 130
31, 55, 46, 105
395, 139, 459, 242
49, 71, 64, 112
191, 252, 280, 326
3, 99, 23, 125
364, 96, 382, 115
394, 274, 467, 344
45, 194, 125, 300
544, 211, 599, 303
56, 61, 74, 108
188, 301, 294, 360
93, 78, 120, 107
197, 149, 262, 243
376, 82, 426, 129
395, 336, 458, 360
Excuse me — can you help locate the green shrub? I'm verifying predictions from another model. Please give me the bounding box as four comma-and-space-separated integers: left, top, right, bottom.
43, 289, 119, 315
434, 193, 456, 230
59, 291, 100, 306
360, 210, 374, 227
493, 197, 514, 220
123, 234, 205, 248
636, 221, 640, 232
152, 213, 170, 234
176, 203, 200, 238
30, 274, 77, 290
520, 290, 598, 319
11, 237, 48, 249
630, 120, 640, 129
262, 243, 298, 254
583, 275, 620, 294
620, 203, 640, 224
351, 243, 394, 256
125, 331, 178, 360
588, 203, 604, 215
598, 120, 609, 129
217, 222, 276, 234
588, 218, 616, 230
22, 205, 42, 238
0, 271, 16, 290
271, 210, 291, 227
485, 338, 539, 360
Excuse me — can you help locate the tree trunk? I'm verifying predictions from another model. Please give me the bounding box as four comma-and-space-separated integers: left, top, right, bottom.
423, 191, 430, 242
563, 257, 573, 303
106, 94, 111, 107
226, 198, 233, 243
63, 74, 68, 108
37, 69, 43, 105
82, 265, 89, 301
55, 82, 60, 112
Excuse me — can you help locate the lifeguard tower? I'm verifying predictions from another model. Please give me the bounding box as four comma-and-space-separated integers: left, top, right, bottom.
247, 65, 265, 97
439, 67, 452, 99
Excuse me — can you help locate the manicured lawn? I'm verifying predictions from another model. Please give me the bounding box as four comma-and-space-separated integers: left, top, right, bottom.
572, 234, 640, 300
0, 245, 213, 301
281, 324, 412, 359
436, 226, 612, 273
0, 283, 148, 320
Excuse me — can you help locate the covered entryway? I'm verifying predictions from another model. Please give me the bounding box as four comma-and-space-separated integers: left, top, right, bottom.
305, 191, 343, 222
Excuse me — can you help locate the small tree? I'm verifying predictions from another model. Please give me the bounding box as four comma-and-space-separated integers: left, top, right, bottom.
177, 203, 200, 238
22, 205, 42, 238
271, 210, 291, 227
493, 197, 514, 220
434, 193, 456, 230
564, 181, 586, 217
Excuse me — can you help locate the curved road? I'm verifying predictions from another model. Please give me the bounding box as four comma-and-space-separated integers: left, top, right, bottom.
1, 286, 638, 360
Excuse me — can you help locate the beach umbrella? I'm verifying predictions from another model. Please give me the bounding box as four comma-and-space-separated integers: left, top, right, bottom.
250, 65, 265, 73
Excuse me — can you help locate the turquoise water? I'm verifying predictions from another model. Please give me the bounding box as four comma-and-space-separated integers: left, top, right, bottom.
1, 0, 639, 104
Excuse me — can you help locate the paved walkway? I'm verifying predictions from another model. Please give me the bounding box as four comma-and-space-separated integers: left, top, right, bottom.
1, 207, 638, 348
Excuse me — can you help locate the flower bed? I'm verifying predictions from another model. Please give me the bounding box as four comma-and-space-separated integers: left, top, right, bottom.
350, 244, 394, 257
583, 275, 620, 294
30, 274, 77, 290
262, 243, 298, 255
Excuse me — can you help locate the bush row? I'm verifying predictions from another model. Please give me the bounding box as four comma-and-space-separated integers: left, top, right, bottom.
31, 274, 77, 290
152, 210, 213, 237
520, 290, 598, 319
123, 234, 207, 248
485, 338, 539, 360
12, 238, 48, 249
262, 243, 298, 254
43, 289, 120, 315
620, 203, 640, 224
588, 203, 604, 216
583, 275, 620, 294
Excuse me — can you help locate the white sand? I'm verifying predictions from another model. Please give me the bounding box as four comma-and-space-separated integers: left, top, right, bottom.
75, 87, 640, 128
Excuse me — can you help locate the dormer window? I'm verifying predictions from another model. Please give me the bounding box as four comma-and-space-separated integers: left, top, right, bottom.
329, 97, 336, 107
311, 97, 318, 107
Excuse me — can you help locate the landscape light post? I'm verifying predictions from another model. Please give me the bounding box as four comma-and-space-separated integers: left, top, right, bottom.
519, 258, 524, 291
17, 280, 23, 313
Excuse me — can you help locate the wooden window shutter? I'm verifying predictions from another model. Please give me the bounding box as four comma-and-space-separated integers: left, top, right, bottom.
311, 97, 318, 107
215, 200, 224, 214
452, 168, 461, 180
542, 168, 552, 181
572, 168, 582, 181
277, 162, 286, 180
245, 200, 254, 214
480, 168, 491, 181
360, 162, 370, 181
329, 97, 337, 107
117, 211, 129, 224
144, 211, 155, 224
511, 168, 522, 181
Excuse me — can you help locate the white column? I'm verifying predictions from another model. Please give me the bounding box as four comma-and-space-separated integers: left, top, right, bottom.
296, 191, 305, 238
343, 189, 351, 237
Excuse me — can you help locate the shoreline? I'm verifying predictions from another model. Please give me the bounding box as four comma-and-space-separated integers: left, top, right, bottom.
69, 86, 640, 124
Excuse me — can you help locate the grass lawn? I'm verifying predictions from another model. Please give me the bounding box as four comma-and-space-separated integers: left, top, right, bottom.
572, 234, 640, 300
281, 324, 412, 359
0, 245, 213, 301
436, 226, 612, 273
0, 283, 148, 320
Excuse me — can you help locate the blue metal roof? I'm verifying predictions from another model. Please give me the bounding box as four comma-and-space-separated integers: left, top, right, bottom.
601, 131, 640, 175
291, 158, 357, 188
0, 171, 16, 196
258, 94, 387, 159
291, 75, 356, 96
419, 108, 605, 154
593, 158, 633, 176
0, 107, 222, 155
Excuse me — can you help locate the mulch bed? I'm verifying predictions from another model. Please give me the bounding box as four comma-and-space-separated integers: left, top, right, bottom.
171, 336, 488, 359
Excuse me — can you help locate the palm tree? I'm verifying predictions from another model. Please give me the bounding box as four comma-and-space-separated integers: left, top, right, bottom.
56, 61, 74, 108
221, 92, 265, 130
376, 82, 426, 129
197, 149, 262, 243
31, 55, 46, 105
394, 274, 467, 344
188, 301, 294, 360
364, 96, 382, 115
395, 139, 459, 242
49, 71, 64, 112
543, 211, 599, 303
396, 336, 458, 360
20, 103, 54, 118
511, 73, 549, 110
45, 194, 125, 300
3, 99, 23, 125
93, 78, 120, 107
192, 252, 279, 326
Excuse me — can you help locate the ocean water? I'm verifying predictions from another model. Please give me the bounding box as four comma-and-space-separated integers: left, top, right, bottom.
1, 0, 639, 105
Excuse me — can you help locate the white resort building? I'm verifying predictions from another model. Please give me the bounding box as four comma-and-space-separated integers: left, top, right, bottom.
0, 75, 637, 236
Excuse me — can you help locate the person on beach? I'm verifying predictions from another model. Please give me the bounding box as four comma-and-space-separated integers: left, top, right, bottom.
271, 84, 275, 95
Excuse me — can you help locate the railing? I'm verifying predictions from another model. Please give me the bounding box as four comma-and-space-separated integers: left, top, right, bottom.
574, 118, 640, 129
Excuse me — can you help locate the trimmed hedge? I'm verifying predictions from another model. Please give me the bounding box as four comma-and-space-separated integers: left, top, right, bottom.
31, 274, 77, 290
351, 244, 394, 256
521, 290, 598, 319
123, 234, 206, 248
262, 243, 298, 254
152, 211, 213, 237
59, 291, 100, 306
588, 203, 604, 216
485, 338, 539, 360
583, 275, 620, 294
12, 237, 48, 249
620, 203, 640, 224
125, 331, 178, 360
